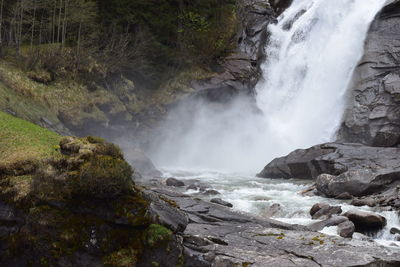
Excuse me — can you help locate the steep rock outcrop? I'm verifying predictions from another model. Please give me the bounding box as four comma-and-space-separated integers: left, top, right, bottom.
338, 1, 400, 147
192, 0, 277, 102
270, 0, 293, 15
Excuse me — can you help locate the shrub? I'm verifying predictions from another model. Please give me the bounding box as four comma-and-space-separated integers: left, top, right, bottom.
32, 165, 71, 201
94, 142, 124, 160
144, 224, 172, 248
74, 155, 133, 199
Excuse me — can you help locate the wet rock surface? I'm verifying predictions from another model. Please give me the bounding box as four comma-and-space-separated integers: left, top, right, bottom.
337, 220, 355, 238
123, 147, 162, 178
192, 0, 276, 102
258, 143, 400, 201
344, 209, 387, 233
210, 198, 233, 208
312, 206, 342, 220
262, 203, 282, 218
338, 1, 400, 147
390, 227, 400, 235
308, 216, 349, 232
144, 187, 400, 267
166, 177, 185, 187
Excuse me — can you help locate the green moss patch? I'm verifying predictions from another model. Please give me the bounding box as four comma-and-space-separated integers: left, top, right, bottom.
0, 111, 61, 168
144, 224, 173, 248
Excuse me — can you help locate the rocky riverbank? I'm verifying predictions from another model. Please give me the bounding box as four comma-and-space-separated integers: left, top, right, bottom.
141, 182, 400, 266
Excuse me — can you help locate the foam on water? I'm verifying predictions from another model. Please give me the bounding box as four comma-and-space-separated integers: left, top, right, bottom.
162, 168, 400, 248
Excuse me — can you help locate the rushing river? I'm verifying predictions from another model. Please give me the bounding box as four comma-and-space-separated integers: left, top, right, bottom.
161, 168, 400, 248
149, 0, 399, 250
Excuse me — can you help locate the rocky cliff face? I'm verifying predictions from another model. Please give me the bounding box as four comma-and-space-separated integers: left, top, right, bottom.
338, 0, 400, 147
191, 0, 276, 102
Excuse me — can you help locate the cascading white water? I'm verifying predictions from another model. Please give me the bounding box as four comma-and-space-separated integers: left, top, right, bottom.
151, 0, 386, 173
255, 0, 387, 154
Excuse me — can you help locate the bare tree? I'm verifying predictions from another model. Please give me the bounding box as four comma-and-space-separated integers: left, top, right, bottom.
0, 0, 4, 47
31, 0, 37, 49
57, 0, 62, 43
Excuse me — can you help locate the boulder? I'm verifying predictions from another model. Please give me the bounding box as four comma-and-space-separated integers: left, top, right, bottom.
351, 197, 377, 207
166, 178, 185, 187
316, 170, 386, 198
343, 210, 386, 233
311, 205, 342, 220
390, 227, 400, 235
262, 203, 282, 218
258, 143, 400, 197
308, 216, 349, 232
299, 184, 317, 196
335, 192, 353, 200
337, 220, 355, 238
186, 182, 212, 192
210, 198, 233, 208
310, 203, 329, 217
124, 148, 162, 178
146, 192, 188, 233
203, 189, 221, 196
257, 143, 338, 179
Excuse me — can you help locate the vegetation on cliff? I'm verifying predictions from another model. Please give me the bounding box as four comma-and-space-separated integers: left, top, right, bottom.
0, 114, 184, 266
0, 0, 239, 137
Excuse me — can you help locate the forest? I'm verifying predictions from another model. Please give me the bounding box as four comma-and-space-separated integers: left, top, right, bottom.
0, 0, 237, 89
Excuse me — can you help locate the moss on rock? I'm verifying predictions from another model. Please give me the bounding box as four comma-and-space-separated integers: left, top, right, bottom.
74, 155, 133, 199
144, 224, 173, 248
0, 122, 183, 266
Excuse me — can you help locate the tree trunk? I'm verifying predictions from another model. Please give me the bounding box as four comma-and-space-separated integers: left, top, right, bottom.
31, 0, 36, 49
17, 1, 25, 56
39, 13, 43, 44
177, 0, 185, 66
76, 19, 82, 72
57, 0, 62, 43
61, 0, 68, 49
0, 0, 4, 46
0, 0, 3, 56
52, 1, 56, 43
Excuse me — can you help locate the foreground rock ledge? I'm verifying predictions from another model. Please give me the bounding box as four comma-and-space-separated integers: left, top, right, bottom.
147, 187, 400, 267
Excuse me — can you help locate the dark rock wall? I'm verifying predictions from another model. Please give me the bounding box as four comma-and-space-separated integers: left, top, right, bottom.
338, 1, 400, 147
192, 0, 277, 102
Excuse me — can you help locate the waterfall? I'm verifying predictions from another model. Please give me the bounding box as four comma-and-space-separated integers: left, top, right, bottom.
150, 0, 386, 173
255, 0, 386, 153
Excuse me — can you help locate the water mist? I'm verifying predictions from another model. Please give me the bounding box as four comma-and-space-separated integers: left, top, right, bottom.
149, 0, 386, 173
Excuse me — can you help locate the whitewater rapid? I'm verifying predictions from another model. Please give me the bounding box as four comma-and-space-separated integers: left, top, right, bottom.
162, 168, 400, 248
